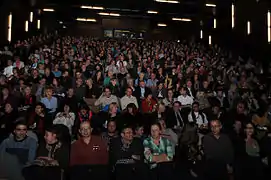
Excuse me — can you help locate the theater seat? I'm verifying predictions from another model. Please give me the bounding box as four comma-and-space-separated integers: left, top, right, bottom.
70, 165, 108, 180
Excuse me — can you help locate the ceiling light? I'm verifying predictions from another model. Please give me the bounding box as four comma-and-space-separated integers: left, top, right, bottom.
98, 12, 120, 16
30, 12, 33, 22
25, 21, 28, 32
172, 18, 192, 22
147, 11, 158, 14
7, 13, 12, 42
80, 6, 104, 10
76, 18, 96, 22
43, 8, 55, 12
155, 0, 180, 4
158, 23, 167, 27
205, 4, 216, 7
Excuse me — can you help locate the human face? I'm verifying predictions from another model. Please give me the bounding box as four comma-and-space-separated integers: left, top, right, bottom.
210, 120, 221, 136
151, 124, 161, 139
45, 89, 53, 97
135, 127, 144, 136
187, 81, 192, 88
192, 103, 199, 112
24, 87, 31, 95
79, 122, 92, 137
121, 128, 133, 141
107, 121, 116, 133
5, 103, 12, 113
104, 88, 111, 97
64, 105, 70, 113
14, 125, 27, 140
35, 105, 43, 114
44, 131, 57, 144
245, 123, 254, 136
126, 88, 132, 96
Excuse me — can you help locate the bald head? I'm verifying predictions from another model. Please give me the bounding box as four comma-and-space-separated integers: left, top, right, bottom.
79, 121, 92, 137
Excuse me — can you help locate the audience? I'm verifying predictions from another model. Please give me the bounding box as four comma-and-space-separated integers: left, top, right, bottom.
0, 34, 270, 180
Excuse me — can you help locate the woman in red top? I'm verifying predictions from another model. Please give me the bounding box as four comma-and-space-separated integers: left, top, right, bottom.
141, 92, 157, 114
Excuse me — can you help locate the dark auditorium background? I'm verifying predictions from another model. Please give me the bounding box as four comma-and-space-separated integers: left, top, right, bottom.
0, 0, 270, 66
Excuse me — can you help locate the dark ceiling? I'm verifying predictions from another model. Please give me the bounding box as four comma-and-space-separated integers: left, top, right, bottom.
44, 0, 219, 23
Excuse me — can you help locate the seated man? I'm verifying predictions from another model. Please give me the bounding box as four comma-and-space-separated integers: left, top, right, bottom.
70, 121, 108, 166
0, 121, 37, 180
70, 121, 108, 180
23, 125, 70, 180
109, 126, 147, 180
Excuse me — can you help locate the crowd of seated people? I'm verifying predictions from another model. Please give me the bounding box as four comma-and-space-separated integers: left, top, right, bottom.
0, 34, 271, 180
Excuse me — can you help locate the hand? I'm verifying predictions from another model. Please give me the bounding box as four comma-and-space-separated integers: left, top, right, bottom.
131, 155, 140, 160
1, 124, 5, 128
227, 164, 233, 174
49, 160, 59, 166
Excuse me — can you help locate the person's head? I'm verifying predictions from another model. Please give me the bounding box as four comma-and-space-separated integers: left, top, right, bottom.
121, 126, 133, 142
13, 121, 27, 140
233, 120, 242, 133
167, 89, 173, 98
139, 80, 145, 88
244, 122, 255, 137
44, 126, 58, 144
45, 86, 53, 97
24, 86, 31, 95
109, 102, 118, 114
212, 105, 220, 114
2, 87, 9, 96
76, 78, 83, 86
86, 78, 93, 86
52, 78, 60, 87
79, 121, 92, 138
186, 80, 192, 88
63, 104, 70, 113
157, 103, 166, 113
210, 120, 222, 136
104, 87, 111, 97
192, 102, 200, 112
139, 72, 145, 79
67, 88, 74, 96
35, 103, 45, 115
134, 125, 144, 137
5, 103, 13, 113
126, 87, 133, 97
158, 119, 166, 131
180, 87, 187, 96
107, 120, 117, 133
173, 101, 181, 112
236, 102, 245, 114
150, 123, 162, 139
79, 104, 89, 115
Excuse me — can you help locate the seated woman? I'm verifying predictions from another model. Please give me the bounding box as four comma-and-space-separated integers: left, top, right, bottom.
141, 92, 157, 114
19, 86, 36, 113
22, 125, 70, 180
74, 104, 93, 135
0, 103, 19, 142
53, 103, 75, 135
143, 123, 174, 180
28, 103, 48, 140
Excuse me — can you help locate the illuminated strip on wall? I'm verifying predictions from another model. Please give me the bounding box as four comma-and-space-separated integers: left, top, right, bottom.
80, 6, 104, 10
25, 21, 28, 32
268, 10, 271, 43
209, 35, 212, 45
155, 0, 179, 3
158, 23, 167, 27
76, 18, 96, 22
232, 4, 235, 28
247, 21, 251, 35
147, 10, 158, 14
172, 18, 192, 21
30, 12, 33, 22
205, 4, 216, 7
7, 13, 12, 42
213, 18, 217, 28
200, 30, 203, 39
43, 8, 54, 12
37, 19, 40, 29
98, 12, 120, 16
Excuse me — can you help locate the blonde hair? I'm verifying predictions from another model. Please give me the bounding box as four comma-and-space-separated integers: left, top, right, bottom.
109, 102, 118, 113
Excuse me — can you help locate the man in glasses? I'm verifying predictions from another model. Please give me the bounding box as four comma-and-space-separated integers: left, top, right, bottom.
0, 121, 37, 179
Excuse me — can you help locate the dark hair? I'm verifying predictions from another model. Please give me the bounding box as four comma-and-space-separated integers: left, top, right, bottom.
45, 125, 60, 139
150, 122, 162, 130
14, 118, 27, 129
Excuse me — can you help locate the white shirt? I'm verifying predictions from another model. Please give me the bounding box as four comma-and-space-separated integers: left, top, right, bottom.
188, 112, 208, 126
3, 65, 13, 77
177, 95, 193, 106
53, 112, 75, 134
120, 95, 139, 110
